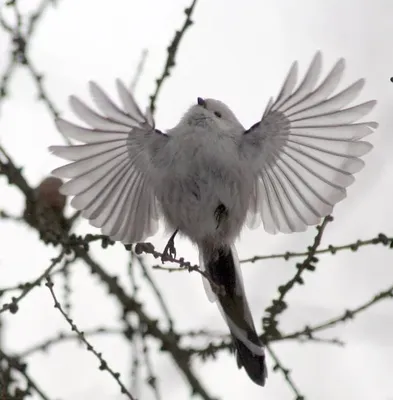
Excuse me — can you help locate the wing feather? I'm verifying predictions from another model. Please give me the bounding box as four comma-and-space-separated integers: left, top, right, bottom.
241, 52, 377, 234
49, 80, 167, 243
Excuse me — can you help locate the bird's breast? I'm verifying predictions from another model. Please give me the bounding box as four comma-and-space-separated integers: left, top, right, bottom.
152, 132, 254, 243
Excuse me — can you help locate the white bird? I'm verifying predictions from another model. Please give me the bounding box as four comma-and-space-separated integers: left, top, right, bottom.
49, 52, 378, 386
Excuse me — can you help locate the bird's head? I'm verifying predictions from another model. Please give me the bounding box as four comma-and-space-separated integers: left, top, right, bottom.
181, 97, 244, 132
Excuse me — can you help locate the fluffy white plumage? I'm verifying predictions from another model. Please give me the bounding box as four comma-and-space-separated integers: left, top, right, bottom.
49, 52, 377, 386
50, 51, 377, 241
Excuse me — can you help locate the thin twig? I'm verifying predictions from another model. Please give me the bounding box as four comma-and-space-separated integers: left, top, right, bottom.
0, 55, 16, 110
141, 334, 162, 400
24, 57, 60, 119
241, 233, 393, 264
0, 349, 53, 400
27, 0, 56, 37
76, 248, 216, 400
128, 253, 141, 398
19, 327, 123, 357
45, 276, 136, 400
262, 216, 332, 340
149, 0, 199, 115
279, 282, 393, 341
0, 265, 65, 297
0, 252, 65, 314
267, 345, 306, 400
136, 254, 175, 330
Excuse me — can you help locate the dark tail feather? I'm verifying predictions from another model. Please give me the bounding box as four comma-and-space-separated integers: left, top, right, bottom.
234, 337, 267, 386
201, 244, 267, 386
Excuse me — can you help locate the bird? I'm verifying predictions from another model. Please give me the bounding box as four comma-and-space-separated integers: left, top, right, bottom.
36, 177, 66, 212
49, 51, 378, 386
24, 177, 70, 239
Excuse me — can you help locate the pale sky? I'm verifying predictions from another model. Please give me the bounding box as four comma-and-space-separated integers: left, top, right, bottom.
1, 0, 393, 399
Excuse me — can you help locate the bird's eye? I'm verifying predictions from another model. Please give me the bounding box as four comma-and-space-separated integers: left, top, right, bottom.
214, 111, 222, 118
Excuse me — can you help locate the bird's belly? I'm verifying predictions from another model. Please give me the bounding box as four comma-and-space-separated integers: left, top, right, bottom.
154, 150, 253, 244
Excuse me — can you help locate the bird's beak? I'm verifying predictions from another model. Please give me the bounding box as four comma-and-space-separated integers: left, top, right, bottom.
197, 97, 206, 108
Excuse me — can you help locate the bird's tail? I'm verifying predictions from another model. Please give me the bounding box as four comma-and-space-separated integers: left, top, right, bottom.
199, 243, 267, 386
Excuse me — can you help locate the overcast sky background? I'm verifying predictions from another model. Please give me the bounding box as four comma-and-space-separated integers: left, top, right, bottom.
1, 0, 393, 399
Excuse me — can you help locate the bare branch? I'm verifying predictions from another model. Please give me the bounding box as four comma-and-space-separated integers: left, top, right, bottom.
267, 345, 306, 400
149, 0, 199, 114
19, 327, 123, 358
45, 276, 137, 400
262, 216, 333, 340
0, 252, 65, 314
0, 348, 54, 400
280, 282, 393, 341
241, 233, 393, 264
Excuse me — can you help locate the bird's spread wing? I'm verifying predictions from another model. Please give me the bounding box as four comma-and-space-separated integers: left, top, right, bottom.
240, 51, 378, 234
49, 80, 168, 243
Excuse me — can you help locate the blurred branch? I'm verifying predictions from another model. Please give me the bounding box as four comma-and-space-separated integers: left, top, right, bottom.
0, 142, 217, 400
186, 330, 343, 362
142, 334, 162, 400
0, 55, 16, 109
1, 1, 389, 398
0, 263, 65, 297
241, 233, 393, 264
0, 252, 65, 314
267, 345, 305, 400
136, 254, 175, 330
0, 7, 14, 33
0, 209, 22, 221
19, 327, 123, 357
128, 253, 142, 398
0, 0, 69, 144
130, 48, 148, 93
27, 0, 57, 37
45, 276, 137, 400
0, 144, 35, 200
149, 0, 199, 115
129, 252, 163, 400
280, 282, 393, 341
0, 349, 53, 400
24, 56, 61, 120
76, 248, 217, 400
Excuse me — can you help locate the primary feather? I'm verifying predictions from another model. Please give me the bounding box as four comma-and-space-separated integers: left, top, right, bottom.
241, 51, 378, 234
49, 80, 167, 243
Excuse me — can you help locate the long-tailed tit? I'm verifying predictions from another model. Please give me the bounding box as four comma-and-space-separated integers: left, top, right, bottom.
49, 52, 378, 386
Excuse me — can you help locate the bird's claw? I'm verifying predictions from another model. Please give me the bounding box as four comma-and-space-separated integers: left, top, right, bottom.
161, 236, 177, 263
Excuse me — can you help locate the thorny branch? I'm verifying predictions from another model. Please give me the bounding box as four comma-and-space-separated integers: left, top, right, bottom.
241, 232, 393, 264
0, 252, 65, 314
279, 282, 393, 341
18, 327, 124, 358
128, 252, 162, 400
262, 216, 333, 341
0, 0, 69, 143
149, 0, 199, 115
267, 345, 305, 400
135, 253, 175, 330
45, 276, 137, 400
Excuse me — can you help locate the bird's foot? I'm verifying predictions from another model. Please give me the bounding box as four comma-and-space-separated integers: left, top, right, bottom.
161, 229, 178, 263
